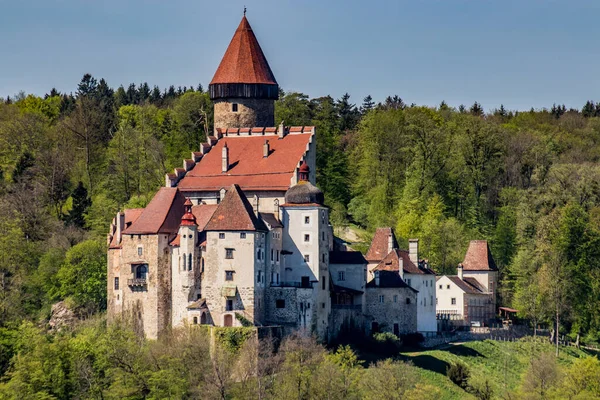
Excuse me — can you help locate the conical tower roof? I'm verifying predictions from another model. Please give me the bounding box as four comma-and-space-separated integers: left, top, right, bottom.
209, 16, 279, 100
210, 16, 277, 86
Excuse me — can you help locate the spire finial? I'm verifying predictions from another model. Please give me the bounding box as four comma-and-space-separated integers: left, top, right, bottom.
244, 6, 246, 16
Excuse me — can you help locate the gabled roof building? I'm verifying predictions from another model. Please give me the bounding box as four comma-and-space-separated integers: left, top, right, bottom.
106, 13, 422, 341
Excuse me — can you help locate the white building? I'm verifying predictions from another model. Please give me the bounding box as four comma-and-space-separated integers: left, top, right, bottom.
436, 240, 498, 327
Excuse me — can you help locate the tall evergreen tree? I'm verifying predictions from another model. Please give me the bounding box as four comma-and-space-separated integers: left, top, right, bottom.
67, 181, 91, 228
360, 95, 375, 114
12, 152, 35, 183
77, 74, 98, 97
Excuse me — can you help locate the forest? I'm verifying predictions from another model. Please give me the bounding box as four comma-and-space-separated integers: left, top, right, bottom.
1, 74, 600, 397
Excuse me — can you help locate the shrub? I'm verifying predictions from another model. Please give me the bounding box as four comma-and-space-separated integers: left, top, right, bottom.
447, 361, 470, 389
400, 332, 424, 347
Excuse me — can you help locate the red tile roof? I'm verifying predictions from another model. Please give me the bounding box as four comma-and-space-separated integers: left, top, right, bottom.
123, 188, 187, 234
177, 133, 312, 192
210, 16, 277, 85
462, 240, 498, 271
446, 276, 484, 294
108, 208, 144, 249
366, 228, 398, 262
204, 184, 268, 232
372, 249, 435, 275
192, 204, 219, 230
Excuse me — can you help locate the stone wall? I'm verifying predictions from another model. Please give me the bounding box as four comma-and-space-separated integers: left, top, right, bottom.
365, 287, 417, 334
110, 233, 172, 339
214, 98, 274, 130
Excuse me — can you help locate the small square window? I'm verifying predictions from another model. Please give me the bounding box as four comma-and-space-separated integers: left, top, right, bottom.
232, 103, 238, 112
451, 298, 457, 305
304, 234, 310, 242
447, 285, 450, 289
219, 233, 225, 239
304, 216, 310, 224
240, 232, 246, 239
406, 298, 411, 304
225, 271, 234, 281
276, 299, 285, 308
225, 248, 234, 259
304, 254, 310, 263
137, 247, 143, 256
439, 284, 442, 289
379, 295, 385, 303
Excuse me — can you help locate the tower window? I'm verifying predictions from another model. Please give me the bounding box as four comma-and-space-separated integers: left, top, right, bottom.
276, 299, 285, 308
304, 254, 310, 263
232, 103, 238, 112
240, 232, 246, 239
188, 254, 192, 270
219, 233, 225, 239
304, 234, 310, 242
406, 298, 411, 305
137, 246, 143, 256
379, 295, 385, 303
304, 216, 310, 224
114, 277, 119, 290
225, 270, 234, 281
451, 298, 457, 305
225, 248, 234, 259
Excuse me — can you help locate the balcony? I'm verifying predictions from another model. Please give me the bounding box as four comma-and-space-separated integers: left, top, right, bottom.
128, 278, 147, 287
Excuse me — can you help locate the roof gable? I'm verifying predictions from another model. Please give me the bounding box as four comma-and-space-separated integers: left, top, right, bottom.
123, 188, 186, 234
210, 16, 277, 85
204, 184, 267, 231
462, 240, 498, 271
446, 276, 484, 294
366, 227, 398, 262
192, 204, 219, 231
372, 249, 433, 275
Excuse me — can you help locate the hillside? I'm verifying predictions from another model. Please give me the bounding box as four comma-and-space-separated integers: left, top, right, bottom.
397, 339, 600, 399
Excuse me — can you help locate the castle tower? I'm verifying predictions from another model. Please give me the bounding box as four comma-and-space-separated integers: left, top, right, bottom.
209, 15, 279, 130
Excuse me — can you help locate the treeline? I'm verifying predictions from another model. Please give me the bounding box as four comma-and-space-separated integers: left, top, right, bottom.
1, 320, 599, 399
1, 73, 600, 352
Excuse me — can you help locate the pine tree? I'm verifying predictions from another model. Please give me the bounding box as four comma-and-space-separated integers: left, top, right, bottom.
360, 95, 375, 114
582, 101, 595, 118
470, 102, 483, 116
196, 83, 204, 93
150, 86, 162, 104
458, 104, 466, 113
114, 85, 128, 108
126, 83, 138, 105
67, 181, 91, 228
12, 151, 35, 183
77, 74, 98, 97
138, 82, 151, 103
336, 93, 359, 131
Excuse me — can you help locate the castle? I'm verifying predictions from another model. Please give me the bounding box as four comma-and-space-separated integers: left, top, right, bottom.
106, 14, 446, 341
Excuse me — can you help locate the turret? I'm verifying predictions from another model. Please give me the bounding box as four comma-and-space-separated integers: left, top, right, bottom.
209, 14, 278, 130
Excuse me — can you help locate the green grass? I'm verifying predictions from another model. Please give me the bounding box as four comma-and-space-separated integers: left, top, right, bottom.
390, 339, 599, 399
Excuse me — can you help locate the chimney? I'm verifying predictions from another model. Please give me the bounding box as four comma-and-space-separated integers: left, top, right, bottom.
375, 270, 380, 287
221, 143, 229, 173
399, 256, 404, 280
457, 263, 464, 280
388, 233, 394, 254
253, 195, 259, 215
408, 239, 419, 265
278, 121, 285, 138
220, 188, 226, 202
116, 212, 125, 244
263, 140, 269, 157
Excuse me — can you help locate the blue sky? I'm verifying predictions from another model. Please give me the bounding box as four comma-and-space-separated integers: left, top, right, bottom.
1, 0, 598, 111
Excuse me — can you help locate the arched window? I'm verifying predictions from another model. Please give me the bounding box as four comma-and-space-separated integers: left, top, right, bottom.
136, 264, 148, 279
188, 254, 192, 271
182, 253, 186, 270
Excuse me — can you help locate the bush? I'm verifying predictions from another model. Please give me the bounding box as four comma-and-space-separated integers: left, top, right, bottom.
447, 361, 470, 389
370, 332, 402, 355
401, 332, 424, 347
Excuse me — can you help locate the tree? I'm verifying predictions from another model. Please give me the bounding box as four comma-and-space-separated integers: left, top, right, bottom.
66, 181, 91, 228
361, 95, 375, 114
56, 240, 107, 313
520, 352, 559, 399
